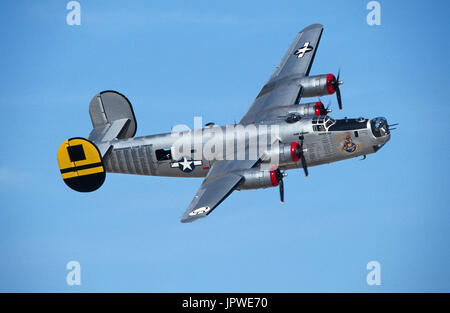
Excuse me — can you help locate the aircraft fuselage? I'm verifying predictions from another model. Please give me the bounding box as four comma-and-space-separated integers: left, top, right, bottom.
101, 115, 390, 178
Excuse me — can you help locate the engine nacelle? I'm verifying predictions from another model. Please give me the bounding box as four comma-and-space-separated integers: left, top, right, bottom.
237, 168, 280, 190
299, 74, 336, 98
261, 142, 302, 165
268, 102, 329, 123
294, 101, 328, 116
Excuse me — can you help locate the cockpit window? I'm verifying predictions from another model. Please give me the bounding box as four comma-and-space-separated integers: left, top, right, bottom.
313, 125, 325, 131
312, 116, 335, 132
325, 117, 335, 128
327, 118, 368, 131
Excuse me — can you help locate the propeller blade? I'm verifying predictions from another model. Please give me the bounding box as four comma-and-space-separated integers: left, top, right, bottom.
299, 136, 309, 177
301, 155, 309, 177
279, 178, 284, 204
336, 85, 342, 111
325, 99, 332, 114
334, 69, 343, 111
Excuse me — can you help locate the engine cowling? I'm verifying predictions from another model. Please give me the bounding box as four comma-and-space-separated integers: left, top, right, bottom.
261, 142, 302, 165
292, 101, 328, 116
298, 74, 336, 98
237, 168, 281, 190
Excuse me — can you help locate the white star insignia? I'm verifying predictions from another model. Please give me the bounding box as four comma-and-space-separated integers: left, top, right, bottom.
294, 42, 313, 59
179, 157, 193, 171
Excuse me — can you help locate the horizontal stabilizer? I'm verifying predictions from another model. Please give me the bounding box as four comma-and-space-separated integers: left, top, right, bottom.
88, 118, 130, 156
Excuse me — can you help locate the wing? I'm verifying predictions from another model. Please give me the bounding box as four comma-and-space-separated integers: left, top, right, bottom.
180, 159, 257, 223
240, 24, 323, 124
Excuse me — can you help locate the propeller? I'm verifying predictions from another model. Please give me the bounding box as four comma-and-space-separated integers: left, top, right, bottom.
325, 99, 332, 113
299, 135, 309, 177
291, 136, 309, 177
279, 173, 284, 203
274, 135, 310, 204
330, 69, 343, 111
273, 168, 287, 203
318, 98, 332, 115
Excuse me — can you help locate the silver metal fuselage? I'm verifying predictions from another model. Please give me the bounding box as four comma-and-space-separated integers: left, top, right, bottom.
101, 116, 391, 178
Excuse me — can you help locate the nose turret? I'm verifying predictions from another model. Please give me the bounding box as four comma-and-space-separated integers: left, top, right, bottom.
370, 117, 390, 137
370, 117, 391, 150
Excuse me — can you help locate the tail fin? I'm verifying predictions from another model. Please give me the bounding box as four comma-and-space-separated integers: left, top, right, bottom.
88, 90, 137, 155
57, 90, 137, 193
57, 137, 106, 192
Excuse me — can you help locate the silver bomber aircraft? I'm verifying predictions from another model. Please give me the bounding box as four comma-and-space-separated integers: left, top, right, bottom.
57, 24, 392, 223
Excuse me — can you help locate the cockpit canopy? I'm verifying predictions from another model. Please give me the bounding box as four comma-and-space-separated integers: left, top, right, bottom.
328, 117, 368, 132
312, 116, 335, 131
312, 116, 370, 132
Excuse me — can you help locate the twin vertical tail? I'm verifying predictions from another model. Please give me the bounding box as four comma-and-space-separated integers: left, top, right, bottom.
56, 90, 137, 192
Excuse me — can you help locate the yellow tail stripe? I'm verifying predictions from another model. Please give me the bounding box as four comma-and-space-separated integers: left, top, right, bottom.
77, 166, 104, 176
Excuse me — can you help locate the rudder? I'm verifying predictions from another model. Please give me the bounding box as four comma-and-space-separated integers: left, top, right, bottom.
89, 90, 137, 140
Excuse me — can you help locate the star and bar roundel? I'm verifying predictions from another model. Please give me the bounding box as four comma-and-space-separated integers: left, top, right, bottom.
170, 157, 202, 173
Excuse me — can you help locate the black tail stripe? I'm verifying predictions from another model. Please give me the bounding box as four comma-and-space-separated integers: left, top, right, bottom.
60, 162, 103, 174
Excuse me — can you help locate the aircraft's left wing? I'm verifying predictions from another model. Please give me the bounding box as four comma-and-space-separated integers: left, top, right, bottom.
180, 159, 257, 223
240, 24, 323, 124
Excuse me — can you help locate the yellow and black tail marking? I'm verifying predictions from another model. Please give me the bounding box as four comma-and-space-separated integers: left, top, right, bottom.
57, 137, 105, 192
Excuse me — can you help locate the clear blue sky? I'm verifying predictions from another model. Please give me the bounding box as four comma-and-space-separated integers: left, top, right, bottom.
0, 0, 448, 292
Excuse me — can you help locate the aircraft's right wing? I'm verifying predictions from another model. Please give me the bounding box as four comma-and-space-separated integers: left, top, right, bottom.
240, 24, 323, 124
180, 159, 257, 223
